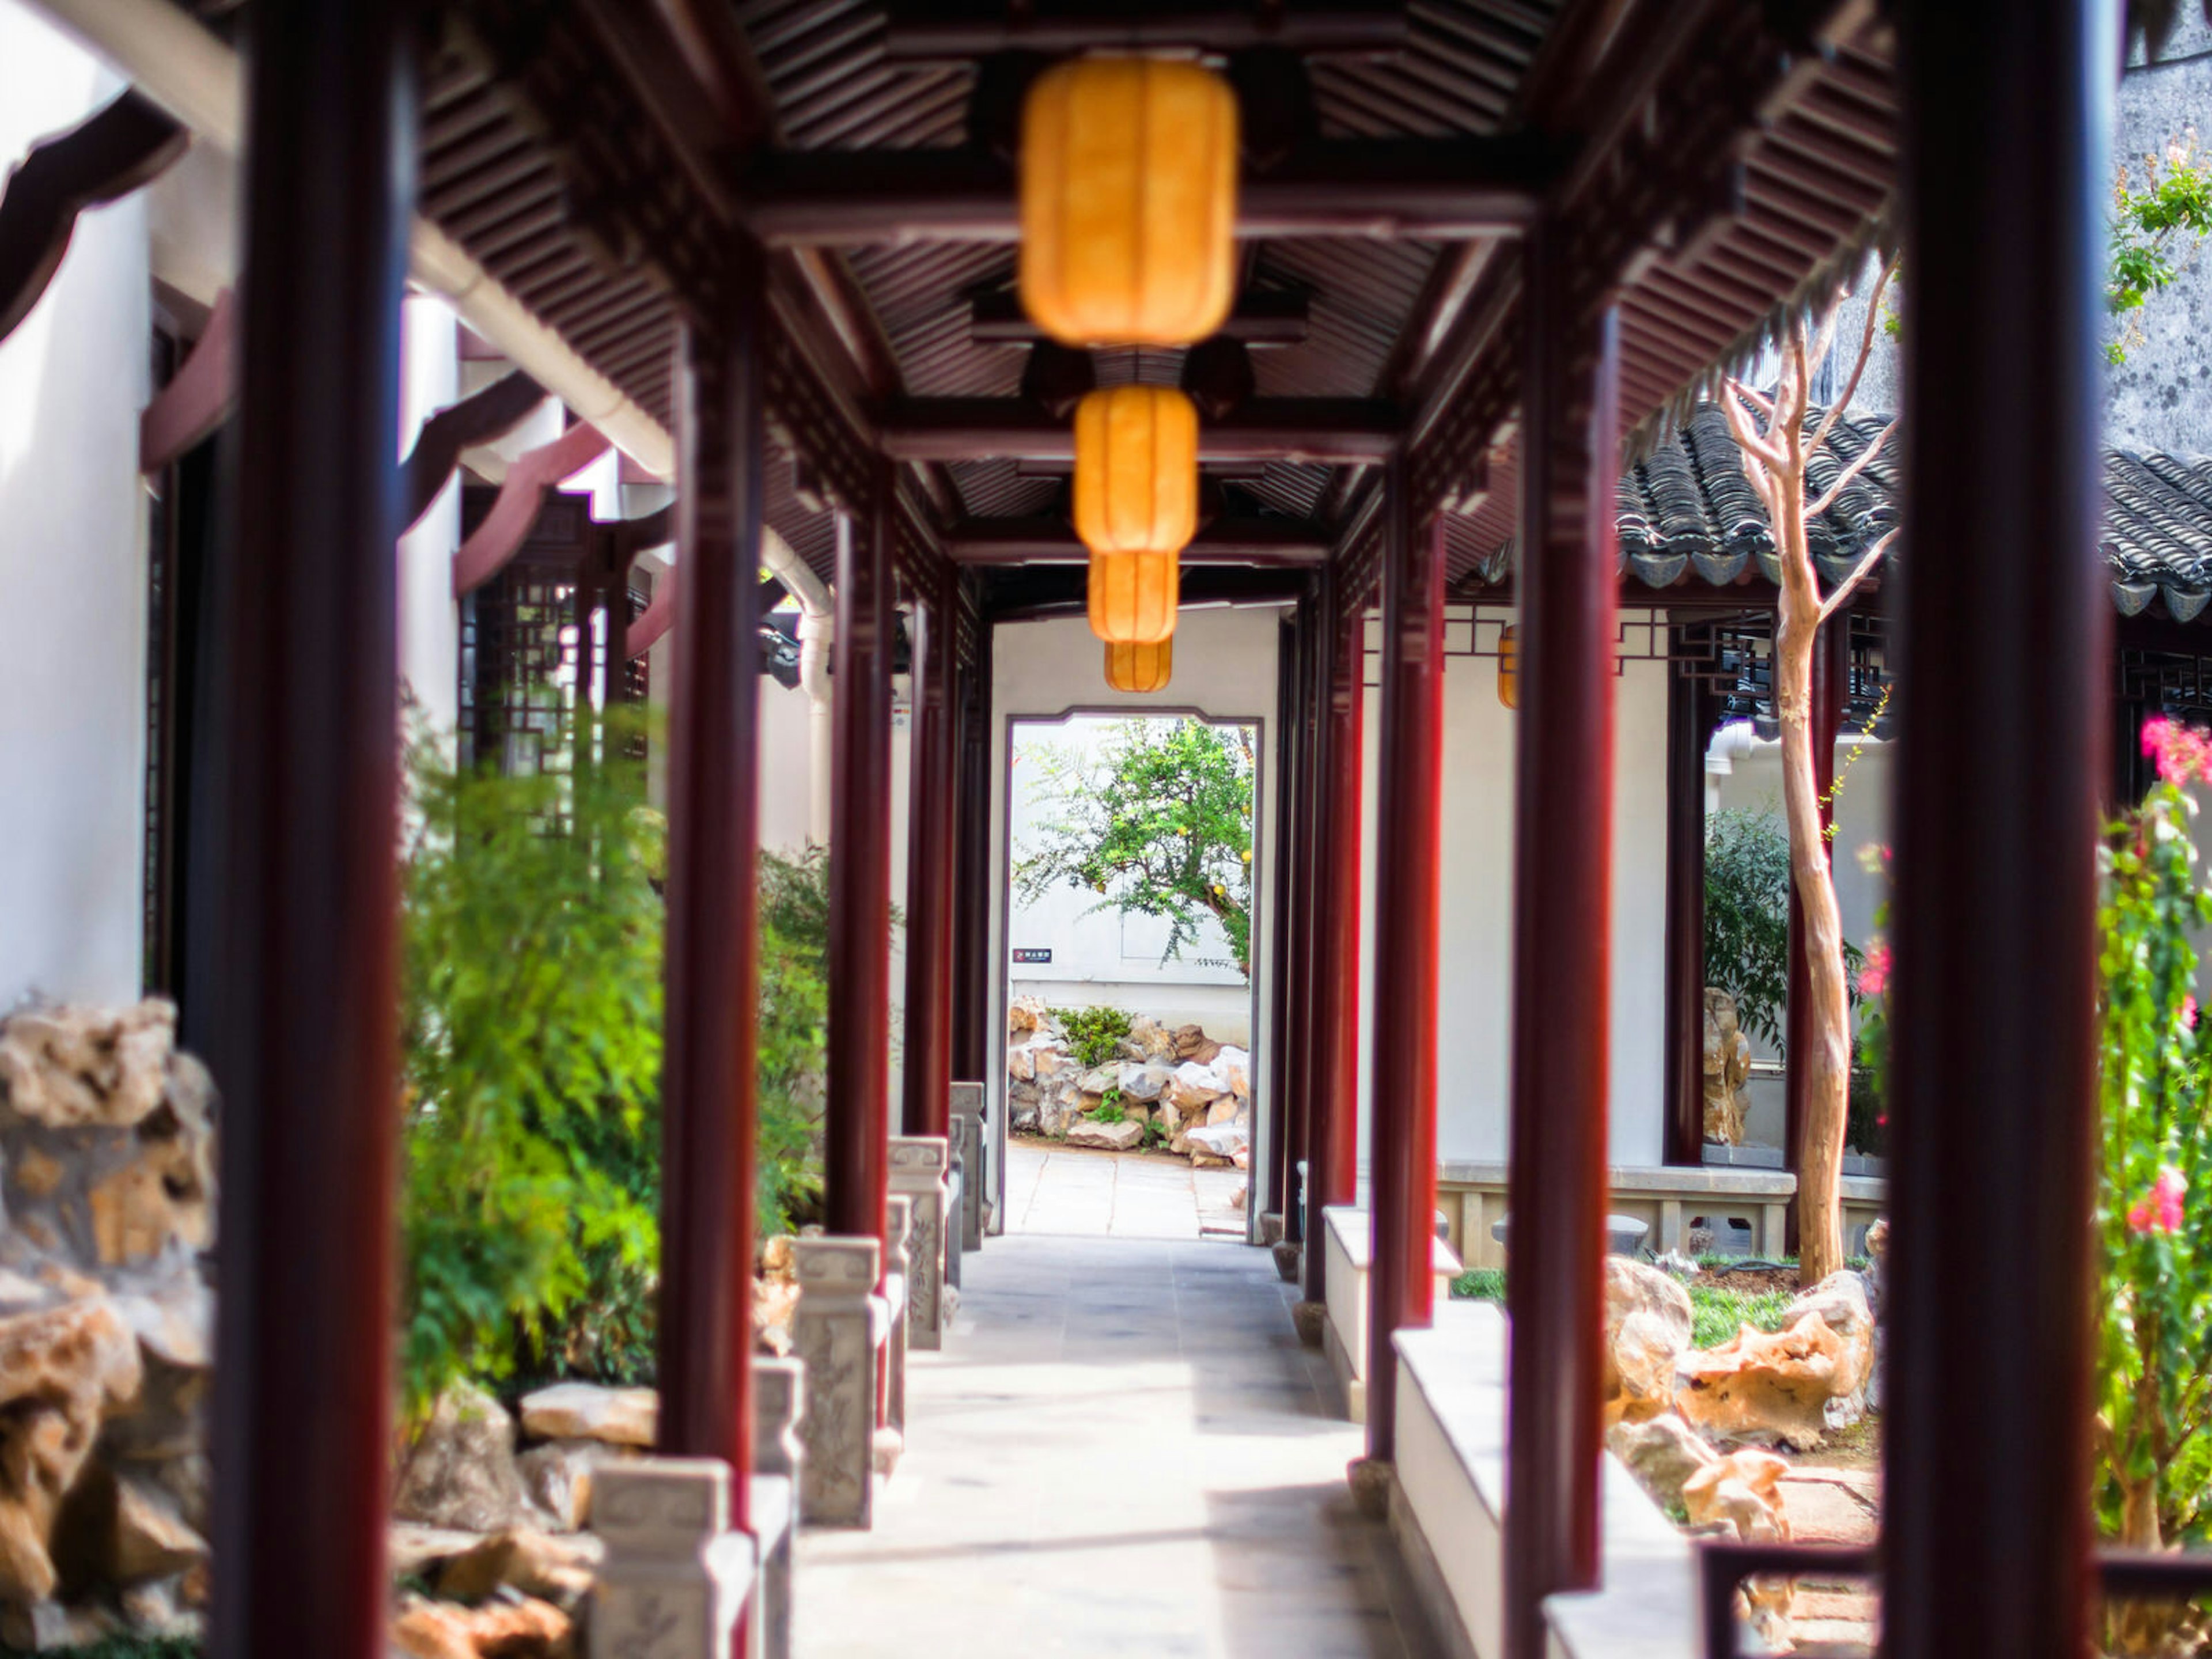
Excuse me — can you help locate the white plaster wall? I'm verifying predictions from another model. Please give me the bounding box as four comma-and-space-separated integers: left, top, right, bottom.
755, 665, 817, 853
0, 4, 151, 1008
1359, 607, 1673, 1171
399, 297, 461, 738
988, 608, 1283, 1226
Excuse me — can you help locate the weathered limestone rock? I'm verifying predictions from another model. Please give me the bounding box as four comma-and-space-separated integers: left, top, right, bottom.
1206, 1095, 1244, 1126
52, 1464, 208, 1588
516, 1441, 624, 1533
518, 1383, 658, 1449
1702, 989, 1753, 1146
1066, 1118, 1142, 1152
1784, 1271, 1876, 1413
1217, 1047, 1251, 1099
1127, 1016, 1176, 1062
391, 1592, 574, 1659
1163, 1060, 1226, 1113
1683, 1448, 1793, 1540
1601, 1257, 1694, 1428
1607, 1412, 1719, 1513
1172, 1025, 1222, 1064
396, 1383, 544, 1533
1676, 1313, 1855, 1450
434, 1527, 599, 1609
1118, 1063, 1174, 1103
0, 1003, 176, 1132
0, 1299, 143, 1600
1007, 997, 1048, 1035
791, 1235, 881, 1528
1187, 1123, 1247, 1162
1007, 1046, 1036, 1082
590, 1458, 753, 1659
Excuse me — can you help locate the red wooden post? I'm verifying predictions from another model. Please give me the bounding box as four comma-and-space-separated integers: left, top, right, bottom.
1502, 226, 1620, 1659
825, 460, 897, 1255
902, 569, 956, 1139
950, 595, 994, 1086
656, 289, 764, 1514
1303, 569, 1366, 1305
1365, 470, 1446, 1463
1662, 636, 1713, 1166
1882, 3, 2112, 1654
1264, 610, 1299, 1228
1284, 586, 1323, 1250
1782, 611, 1850, 1191
204, 7, 413, 1653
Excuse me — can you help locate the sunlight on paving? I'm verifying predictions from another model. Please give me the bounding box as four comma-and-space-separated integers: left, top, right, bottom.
793, 1232, 1425, 1658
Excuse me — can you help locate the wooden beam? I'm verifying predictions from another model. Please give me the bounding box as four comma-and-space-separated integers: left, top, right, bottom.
204, 7, 412, 1654
945, 515, 1332, 565
0, 88, 185, 346
740, 139, 1550, 247
397, 369, 546, 533
452, 422, 611, 596
881, 398, 1399, 464
969, 287, 1311, 346
881, 4, 1413, 57
141, 288, 237, 474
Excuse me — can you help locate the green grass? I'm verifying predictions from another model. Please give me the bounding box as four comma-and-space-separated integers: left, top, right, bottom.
9, 1640, 204, 1658
1449, 1267, 1798, 1351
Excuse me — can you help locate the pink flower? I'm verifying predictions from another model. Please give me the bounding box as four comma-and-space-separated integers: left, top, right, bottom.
1859, 942, 1892, 999
2186, 995, 2199, 1032
2128, 1166, 2188, 1235
2142, 715, 2212, 785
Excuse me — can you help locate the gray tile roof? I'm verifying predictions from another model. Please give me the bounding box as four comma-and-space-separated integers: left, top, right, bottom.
1469, 403, 2212, 622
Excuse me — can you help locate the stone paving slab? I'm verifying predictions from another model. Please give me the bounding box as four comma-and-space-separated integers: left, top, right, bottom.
793, 1230, 1424, 1657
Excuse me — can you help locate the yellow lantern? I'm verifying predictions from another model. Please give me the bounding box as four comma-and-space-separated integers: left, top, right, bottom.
1497, 623, 1519, 710
1104, 638, 1173, 694
1018, 57, 1238, 347
1087, 550, 1179, 645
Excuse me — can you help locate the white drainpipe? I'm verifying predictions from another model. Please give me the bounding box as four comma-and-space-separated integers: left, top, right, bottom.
760, 532, 835, 847
30, 0, 677, 478
1705, 719, 1760, 816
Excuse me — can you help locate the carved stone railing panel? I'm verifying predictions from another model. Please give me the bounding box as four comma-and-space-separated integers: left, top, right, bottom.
790, 1236, 880, 1528
590, 1457, 755, 1659
888, 1135, 953, 1350
949, 1082, 987, 1252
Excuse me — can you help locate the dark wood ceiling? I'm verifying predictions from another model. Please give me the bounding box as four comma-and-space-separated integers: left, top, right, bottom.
399, 0, 1896, 593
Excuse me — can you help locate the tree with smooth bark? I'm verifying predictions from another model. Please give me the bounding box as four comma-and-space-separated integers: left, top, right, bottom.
1719, 259, 1899, 1285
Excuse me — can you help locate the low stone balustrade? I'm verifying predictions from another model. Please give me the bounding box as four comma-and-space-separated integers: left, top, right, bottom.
791, 1235, 882, 1528
589, 1457, 759, 1659
879, 1195, 911, 1475
889, 1135, 955, 1349
1319, 1204, 1464, 1423
950, 1081, 988, 1250
752, 1358, 805, 1657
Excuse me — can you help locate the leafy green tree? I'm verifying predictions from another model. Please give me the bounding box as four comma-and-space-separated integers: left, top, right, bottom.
1015, 718, 1256, 977
2108, 131, 2212, 363
1704, 807, 1795, 1052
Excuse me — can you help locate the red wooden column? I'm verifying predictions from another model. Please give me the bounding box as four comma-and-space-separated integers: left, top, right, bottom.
1782, 612, 1850, 1190
1263, 610, 1299, 1226
1365, 464, 1447, 1463
1661, 638, 1714, 1166
204, 7, 414, 1654
1302, 569, 1366, 1306
825, 458, 897, 1252
656, 282, 764, 1509
1883, 3, 2112, 1655
1283, 586, 1323, 1252
1502, 227, 1622, 1659
902, 567, 956, 1139
950, 596, 994, 1086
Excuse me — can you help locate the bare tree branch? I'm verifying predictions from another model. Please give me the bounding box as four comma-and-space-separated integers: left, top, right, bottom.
1817, 526, 1899, 624
1809, 256, 1900, 456
1803, 416, 1898, 520
1721, 378, 1791, 475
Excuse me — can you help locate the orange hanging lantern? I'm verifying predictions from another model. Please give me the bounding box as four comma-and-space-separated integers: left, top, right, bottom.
1087, 550, 1180, 645
1075, 384, 1194, 643
1497, 623, 1520, 710
1018, 57, 1238, 347
1104, 637, 1173, 694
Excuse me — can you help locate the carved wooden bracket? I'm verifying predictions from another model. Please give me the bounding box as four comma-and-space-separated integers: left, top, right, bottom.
452, 421, 610, 596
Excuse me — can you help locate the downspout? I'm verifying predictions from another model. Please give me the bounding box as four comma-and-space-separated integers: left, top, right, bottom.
29, 0, 676, 478
760, 532, 835, 847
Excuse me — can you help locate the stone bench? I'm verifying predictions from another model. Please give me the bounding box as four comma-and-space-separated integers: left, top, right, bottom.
1318, 1205, 1464, 1423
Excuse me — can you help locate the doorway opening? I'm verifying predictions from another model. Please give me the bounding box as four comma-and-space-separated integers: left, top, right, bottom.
1001, 711, 1262, 1240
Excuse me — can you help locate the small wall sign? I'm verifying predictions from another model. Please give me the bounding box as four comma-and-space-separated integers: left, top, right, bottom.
1011, 948, 1053, 964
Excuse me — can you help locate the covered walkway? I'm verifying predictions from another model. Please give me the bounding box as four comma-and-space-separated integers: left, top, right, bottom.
796, 1161, 1426, 1658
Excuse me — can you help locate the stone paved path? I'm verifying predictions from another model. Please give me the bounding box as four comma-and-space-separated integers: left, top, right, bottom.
1002, 1140, 1249, 1239
792, 1227, 1427, 1658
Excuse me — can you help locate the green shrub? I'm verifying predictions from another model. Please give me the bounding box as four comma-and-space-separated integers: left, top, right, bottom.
1139, 1116, 1169, 1149
1092, 1101, 1127, 1124
397, 717, 828, 1413
1053, 1004, 1134, 1069
1705, 808, 1794, 1052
